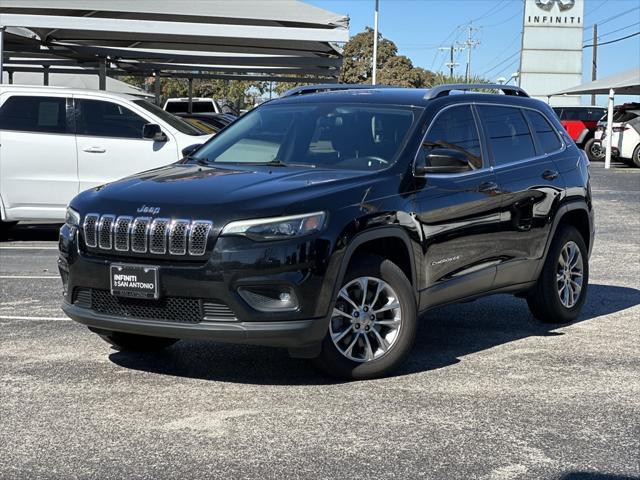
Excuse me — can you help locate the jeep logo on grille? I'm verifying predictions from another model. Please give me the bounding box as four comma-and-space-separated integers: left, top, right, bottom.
137, 205, 161, 215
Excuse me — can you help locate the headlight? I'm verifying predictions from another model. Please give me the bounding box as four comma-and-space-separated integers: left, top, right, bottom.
65, 207, 80, 227
220, 212, 326, 241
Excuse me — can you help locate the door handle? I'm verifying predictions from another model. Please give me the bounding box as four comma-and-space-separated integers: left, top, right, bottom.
542, 169, 559, 181
478, 181, 500, 194
83, 147, 106, 153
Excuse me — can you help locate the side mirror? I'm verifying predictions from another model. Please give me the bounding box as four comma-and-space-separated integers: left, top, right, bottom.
181, 143, 203, 157
142, 123, 168, 142
415, 148, 472, 175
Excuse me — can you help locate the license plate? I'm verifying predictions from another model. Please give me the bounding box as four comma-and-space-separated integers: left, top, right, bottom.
110, 264, 159, 299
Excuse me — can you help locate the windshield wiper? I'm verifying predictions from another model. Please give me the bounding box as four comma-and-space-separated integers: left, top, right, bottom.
263, 159, 316, 168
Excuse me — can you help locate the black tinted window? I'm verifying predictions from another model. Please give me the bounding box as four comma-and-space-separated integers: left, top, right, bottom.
561, 108, 607, 121
478, 105, 536, 165
525, 110, 562, 154
166, 101, 216, 114
423, 105, 482, 168
76, 99, 146, 138
0, 96, 68, 134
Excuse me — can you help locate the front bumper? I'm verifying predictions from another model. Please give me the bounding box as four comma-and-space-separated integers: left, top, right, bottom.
62, 301, 328, 349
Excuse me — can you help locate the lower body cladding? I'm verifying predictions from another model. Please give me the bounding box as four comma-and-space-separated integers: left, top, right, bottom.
59, 225, 336, 357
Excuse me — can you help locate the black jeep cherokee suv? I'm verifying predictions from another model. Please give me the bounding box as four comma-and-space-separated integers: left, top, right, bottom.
59, 84, 594, 380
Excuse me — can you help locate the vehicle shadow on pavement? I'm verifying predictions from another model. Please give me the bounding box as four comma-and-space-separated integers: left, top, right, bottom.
560, 473, 639, 480
400, 283, 640, 375
109, 283, 640, 384
0, 223, 61, 241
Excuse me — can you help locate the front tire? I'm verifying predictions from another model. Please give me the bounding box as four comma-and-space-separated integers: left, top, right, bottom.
584, 138, 605, 162
527, 225, 589, 324
96, 331, 178, 352
313, 255, 417, 380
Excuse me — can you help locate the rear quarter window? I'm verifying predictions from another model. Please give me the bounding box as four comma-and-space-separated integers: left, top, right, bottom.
525, 110, 562, 154
0, 95, 69, 134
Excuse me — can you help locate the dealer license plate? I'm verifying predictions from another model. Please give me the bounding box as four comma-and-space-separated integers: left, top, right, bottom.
110, 264, 159, 299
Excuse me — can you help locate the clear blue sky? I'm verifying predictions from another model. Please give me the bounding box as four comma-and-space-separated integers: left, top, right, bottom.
307, 0, 640, 104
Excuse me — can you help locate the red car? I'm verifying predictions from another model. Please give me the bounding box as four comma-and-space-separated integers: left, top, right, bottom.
553, 106, 607, 148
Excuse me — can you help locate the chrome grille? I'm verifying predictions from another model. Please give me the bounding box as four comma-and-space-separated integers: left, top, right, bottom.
98, 215, 115, 250
114, 216, 133, 251
83, 214, 99, 247
84, 214, 212, 256
189, 221, 213, 256
149, 218, 170, 254
131, 217, 150, 253
169, 219, 190, 255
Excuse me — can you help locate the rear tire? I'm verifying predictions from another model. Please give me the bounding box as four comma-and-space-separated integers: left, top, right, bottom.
527, 225, 589, 324
96, 331, 178, 352
632, 144, 640, 168
312, 255, 417, 380
584, 138, 605, 162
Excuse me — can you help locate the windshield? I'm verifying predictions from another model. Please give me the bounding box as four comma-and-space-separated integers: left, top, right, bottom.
192, 103, 416, 170
133, 100, 204, 136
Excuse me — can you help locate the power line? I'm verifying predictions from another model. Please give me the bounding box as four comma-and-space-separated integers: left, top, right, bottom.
598, 21, 640, 40
481, 50, 520, 77
583, 30, 640, 48
584, 6, 640, 30
471, 0, 509, 23
586, 0, 610, 17
483, 10, 522, 28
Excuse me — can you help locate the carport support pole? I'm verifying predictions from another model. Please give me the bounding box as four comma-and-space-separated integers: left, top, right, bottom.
154, 71, 161, 106
188, 77, 193, 114
0, 27, 4, 83
605, 88, 614, 170
372, 0, 379, 85
98, 58, 106, 90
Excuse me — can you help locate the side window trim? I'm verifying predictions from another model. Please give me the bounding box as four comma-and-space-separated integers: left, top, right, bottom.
73, 96, 153, 140
474, 102, 566, 170
412, 103, 488, 178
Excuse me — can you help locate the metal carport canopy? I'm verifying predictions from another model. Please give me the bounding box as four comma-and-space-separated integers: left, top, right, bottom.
0, 0, 349, 79
550, 68, 640, 170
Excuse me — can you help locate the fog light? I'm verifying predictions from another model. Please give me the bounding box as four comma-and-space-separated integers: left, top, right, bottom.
238, 286, 299, 312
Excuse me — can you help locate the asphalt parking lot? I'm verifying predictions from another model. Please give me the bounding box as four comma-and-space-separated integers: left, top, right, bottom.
0, 161, 638, 480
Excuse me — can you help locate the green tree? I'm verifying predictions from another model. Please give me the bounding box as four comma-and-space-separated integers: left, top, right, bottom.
339, 27, 398, 84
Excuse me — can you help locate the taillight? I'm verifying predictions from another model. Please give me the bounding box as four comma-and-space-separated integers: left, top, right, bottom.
612, 124, 629, 133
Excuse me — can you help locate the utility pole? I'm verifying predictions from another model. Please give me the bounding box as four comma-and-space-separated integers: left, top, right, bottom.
591, 24, 598, 105
457, 24, 481, 83
439, 45, 460, 78
372, 0, 380, 85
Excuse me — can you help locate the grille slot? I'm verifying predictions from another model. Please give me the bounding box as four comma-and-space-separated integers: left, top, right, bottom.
130, 217, 151, 253
149, 218, 170, 254
98, 215, 115, 250
86, 214, 212, 257
114, 216, 133, 251
189, 221, 213, 256
203, 301, 237, 322
169, 220, 190, 255
83, 214, 99, 248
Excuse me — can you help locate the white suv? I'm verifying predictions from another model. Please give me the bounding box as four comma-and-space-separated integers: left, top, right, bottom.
0, 85, 212, 224
163, 97, 220, 114
595, 104, 640, 167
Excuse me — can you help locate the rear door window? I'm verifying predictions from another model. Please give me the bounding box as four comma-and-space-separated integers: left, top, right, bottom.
525, 110, 562, 154
478, 105, 536, 165
76, 99, 147, 138
0, 95, 69, 134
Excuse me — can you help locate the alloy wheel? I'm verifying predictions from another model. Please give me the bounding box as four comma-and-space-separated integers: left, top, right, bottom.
556, 241, 584, 308
330, 276, 402, 363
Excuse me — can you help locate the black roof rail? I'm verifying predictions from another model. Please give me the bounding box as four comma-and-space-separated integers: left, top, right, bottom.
424, 84, 529, 100
280, 83, 391, 98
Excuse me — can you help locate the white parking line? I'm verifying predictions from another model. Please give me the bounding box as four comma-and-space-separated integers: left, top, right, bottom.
0, 276, 59, 279
0, 315, 68, 321
0, 246, 58, 250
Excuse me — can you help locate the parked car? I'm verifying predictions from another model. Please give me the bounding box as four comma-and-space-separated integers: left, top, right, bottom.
175, 112, 236, 135
163, 97, 220, 114
595, 103, 640, 167
60, 84, 594, 380
0, 86, 212, 225
553, 106, 606, 150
